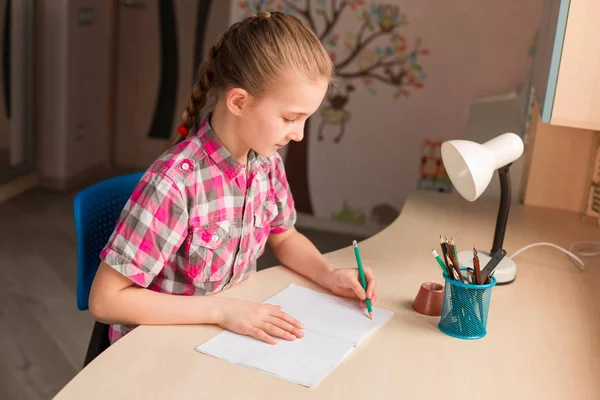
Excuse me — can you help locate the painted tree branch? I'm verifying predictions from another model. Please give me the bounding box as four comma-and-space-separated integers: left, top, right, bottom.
330, 0, 336, 24
335, 28, 386, 71
336, 57, 405, 79
282, 0, 316, 33
338, 68, 408, 87
355, 20, 369, 47
318, 0, 347, 41
335, 49, 420, 89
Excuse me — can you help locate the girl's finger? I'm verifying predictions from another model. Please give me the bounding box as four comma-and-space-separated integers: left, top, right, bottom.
262, 322, 296, 341
262, 304, 282, 310
350, 279, 367, 300
271, 309, 304, 330
364, 268, 377, 299
336, 287, 357, 299
268, 316, 304, 338
250, 327, 277, 345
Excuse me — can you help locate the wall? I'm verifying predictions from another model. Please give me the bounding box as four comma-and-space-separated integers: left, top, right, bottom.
36, 0, 112, 189
36, 1, 236, 185
0, 0, 7, 155
36, 0, 68, 182
112, 1, 231, 171
65, 1, 112, 180
464, 87, 530, 202
233, 0, 543, 230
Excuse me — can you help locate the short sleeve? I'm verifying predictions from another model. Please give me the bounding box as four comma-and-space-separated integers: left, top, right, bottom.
100, 171, 189, 287
269, 152, 297, 234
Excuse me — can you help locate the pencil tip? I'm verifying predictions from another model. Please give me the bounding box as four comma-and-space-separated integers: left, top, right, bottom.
368, 312, 373, 320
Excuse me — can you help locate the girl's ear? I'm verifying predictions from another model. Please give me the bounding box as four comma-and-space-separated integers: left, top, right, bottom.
225, 87, 250, 117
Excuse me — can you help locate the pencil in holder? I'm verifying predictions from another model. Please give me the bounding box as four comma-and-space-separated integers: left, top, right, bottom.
438, 268, 496, 340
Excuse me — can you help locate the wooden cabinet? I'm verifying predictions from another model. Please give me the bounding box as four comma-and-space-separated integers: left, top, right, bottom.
532, 0, 600, 131
520, 97, 596, 214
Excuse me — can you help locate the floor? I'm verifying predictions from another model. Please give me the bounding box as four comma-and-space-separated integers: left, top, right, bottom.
0, 188, 364, 399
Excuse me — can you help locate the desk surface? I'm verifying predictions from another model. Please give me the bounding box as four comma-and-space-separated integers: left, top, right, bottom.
55, 191, 600, 399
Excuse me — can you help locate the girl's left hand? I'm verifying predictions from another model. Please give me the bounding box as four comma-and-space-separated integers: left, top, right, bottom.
324, 267, 378, 306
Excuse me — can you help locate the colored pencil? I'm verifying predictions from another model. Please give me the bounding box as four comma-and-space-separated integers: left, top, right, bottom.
353, 240, 373, 319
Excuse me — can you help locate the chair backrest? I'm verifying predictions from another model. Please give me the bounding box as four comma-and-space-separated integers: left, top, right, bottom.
73, 172, 144, 310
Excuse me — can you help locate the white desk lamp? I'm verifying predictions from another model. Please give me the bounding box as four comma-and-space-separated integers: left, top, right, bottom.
441, 132, 525, 284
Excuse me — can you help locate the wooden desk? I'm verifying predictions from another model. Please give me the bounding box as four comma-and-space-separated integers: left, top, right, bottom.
55, 192, 600, 399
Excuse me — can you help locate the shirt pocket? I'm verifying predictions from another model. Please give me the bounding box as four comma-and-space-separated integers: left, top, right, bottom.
185, 220, 234, 285
251, 201, 279, 261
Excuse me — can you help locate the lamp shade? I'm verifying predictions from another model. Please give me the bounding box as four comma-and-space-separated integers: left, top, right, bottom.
441, 133, 524, 201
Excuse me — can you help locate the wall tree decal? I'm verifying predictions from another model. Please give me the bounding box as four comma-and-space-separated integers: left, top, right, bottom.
237, 0, 429, 214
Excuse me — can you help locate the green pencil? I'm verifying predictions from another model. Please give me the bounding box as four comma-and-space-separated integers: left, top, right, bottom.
352, 240, 373, 319
431, 249, 448, 275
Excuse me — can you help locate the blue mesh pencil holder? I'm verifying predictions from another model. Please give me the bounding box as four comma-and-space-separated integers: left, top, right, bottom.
438, 269, 496, 340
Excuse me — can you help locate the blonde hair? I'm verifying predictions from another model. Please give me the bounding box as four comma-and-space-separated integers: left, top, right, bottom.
171, 11, 333, 146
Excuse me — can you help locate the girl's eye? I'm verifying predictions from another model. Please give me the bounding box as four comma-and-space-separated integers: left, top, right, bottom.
283, 117, 295, 123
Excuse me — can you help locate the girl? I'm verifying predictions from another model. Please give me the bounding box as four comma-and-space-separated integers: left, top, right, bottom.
89, 11, 378, 346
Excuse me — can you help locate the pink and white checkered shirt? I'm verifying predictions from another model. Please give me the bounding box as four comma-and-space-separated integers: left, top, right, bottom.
100, 117, 296, 343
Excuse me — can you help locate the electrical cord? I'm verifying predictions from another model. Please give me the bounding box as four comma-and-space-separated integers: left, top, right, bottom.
509, 217, 600, 271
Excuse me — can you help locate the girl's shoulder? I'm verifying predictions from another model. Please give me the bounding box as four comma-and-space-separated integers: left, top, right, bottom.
147, 137, 209, 185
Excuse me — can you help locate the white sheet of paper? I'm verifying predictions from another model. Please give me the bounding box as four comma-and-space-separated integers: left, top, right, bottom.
196, 284, 394, 387
264, 284, 393, 345
198, 329, 355, 387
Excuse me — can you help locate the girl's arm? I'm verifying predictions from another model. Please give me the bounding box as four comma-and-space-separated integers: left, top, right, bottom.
267, 153, 377, 302
267, 228, 378, 304
89, 261, 221, 325
89, 261, 304, 345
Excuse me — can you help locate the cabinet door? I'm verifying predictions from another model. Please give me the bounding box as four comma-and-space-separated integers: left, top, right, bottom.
531, 0, 570, 124
551, 0, 600, 130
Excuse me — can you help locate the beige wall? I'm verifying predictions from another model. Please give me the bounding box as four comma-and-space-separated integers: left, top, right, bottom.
65, 0, 112, 179
36, 0, 112, 188
113, 0, 199, 170
0, 0, 7, 150
36, 0, 68, 181
198, 0, 231, 122
36, 0, 233, 184
233, 0, 543, 227
113, 1, 232, 171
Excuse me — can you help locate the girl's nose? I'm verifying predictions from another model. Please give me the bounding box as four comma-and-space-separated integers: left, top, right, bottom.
288, 125, 305, 142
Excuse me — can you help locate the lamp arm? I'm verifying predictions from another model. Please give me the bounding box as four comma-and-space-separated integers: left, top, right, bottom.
491, 164, 512, 255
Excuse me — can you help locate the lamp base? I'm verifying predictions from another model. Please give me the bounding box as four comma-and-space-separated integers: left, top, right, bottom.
457, 250, 516, 284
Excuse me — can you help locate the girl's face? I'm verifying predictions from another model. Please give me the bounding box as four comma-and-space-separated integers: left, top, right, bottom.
237, 72, 329, 158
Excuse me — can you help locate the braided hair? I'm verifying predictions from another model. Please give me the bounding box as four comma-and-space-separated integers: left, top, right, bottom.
170, 11, 333, 146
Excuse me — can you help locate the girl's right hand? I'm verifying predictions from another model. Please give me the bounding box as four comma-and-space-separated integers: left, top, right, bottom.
216, 298, 304, 345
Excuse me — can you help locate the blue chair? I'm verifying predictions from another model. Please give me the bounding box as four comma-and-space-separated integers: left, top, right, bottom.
73, 171, 144, 366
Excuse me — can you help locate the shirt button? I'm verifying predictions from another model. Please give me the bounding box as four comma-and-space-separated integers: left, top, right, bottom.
211, 234, 219, 242
181, 162, 190, 171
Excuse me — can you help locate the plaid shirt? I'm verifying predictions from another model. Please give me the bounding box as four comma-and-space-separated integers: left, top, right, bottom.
100, 118, 296, 343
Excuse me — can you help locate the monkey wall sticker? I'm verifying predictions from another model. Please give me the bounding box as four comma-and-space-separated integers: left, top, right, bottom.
417, 140, 452, 193
318, 84, 354, 143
